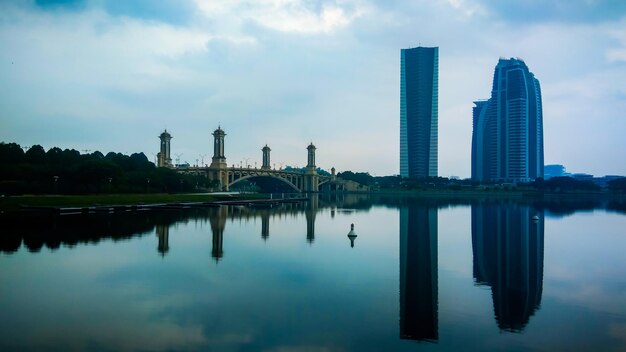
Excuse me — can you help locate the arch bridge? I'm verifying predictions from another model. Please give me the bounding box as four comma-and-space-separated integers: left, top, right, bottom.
174, 127, 344, 192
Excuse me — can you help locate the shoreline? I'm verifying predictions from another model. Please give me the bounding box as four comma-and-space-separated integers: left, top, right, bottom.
0, 193, 270, 212
2, 190, 624, 213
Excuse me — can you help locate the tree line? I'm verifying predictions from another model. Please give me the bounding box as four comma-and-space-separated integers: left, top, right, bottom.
0, 142, 207, 195
2, 141, 624, 195
336, 171, 626, 192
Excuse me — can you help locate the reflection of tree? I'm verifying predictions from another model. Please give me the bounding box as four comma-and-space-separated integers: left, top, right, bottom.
0, 210, 182, 253
399, 205, 438, 342
533, 199, 602, 218
0, 231, 22, 253
472, 203, 544, 332
607, 200, 626, 215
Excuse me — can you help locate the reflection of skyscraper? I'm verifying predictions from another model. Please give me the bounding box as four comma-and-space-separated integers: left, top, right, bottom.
400, 46, 439, 178
472, 58, 544, 182
156, 224, 169, 256
400, 206, 438, 341
472, 203, 544, 331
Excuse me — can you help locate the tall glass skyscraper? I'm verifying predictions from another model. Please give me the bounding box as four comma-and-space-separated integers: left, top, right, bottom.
400, 47, 439, 178
472, 58, 544, 183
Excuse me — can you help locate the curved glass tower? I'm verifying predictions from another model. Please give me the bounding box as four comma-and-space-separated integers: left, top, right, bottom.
400, 47, 439, 178
472, 58, 544, 183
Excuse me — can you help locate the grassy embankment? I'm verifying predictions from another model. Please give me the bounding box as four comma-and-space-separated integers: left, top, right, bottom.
0, 193, 266, 212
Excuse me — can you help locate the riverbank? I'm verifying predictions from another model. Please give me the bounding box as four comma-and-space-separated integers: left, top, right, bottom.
0, 193, 269, 212
2, 190, 624, 213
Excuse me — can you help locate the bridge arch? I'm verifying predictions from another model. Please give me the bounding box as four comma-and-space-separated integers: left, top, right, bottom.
228, 174, 300, 192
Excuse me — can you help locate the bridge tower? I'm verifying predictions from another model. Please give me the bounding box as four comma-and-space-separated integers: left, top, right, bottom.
208, 126, 229, 190
262, 145, 271, 170
157, 130, 173, 168
303, 143, 319, 192
210, 126, 227, 168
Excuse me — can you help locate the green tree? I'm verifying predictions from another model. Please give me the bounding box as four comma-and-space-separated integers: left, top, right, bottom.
608, 178, 626, 192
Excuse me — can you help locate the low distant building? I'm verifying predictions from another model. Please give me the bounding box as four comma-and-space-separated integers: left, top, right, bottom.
592, 175, 624, 188
544, 165, 623, 188
544, 164, 567, 179
319, 167, 369, 192
571, 173, 593, 181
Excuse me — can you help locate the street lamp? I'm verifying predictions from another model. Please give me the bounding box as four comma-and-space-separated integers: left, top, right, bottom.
53, 175, 59, 194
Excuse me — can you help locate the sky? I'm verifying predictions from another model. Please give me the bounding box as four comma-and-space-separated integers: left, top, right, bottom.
1, 0, 626, 177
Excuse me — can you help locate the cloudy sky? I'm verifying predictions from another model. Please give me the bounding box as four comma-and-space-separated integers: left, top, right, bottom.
1, 0, 625, 177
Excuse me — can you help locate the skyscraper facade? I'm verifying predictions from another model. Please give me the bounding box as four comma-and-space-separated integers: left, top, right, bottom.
400, 47, 439, 178
472, 58, 544, 183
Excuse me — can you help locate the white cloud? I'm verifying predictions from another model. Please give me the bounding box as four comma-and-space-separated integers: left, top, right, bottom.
606, 23, 626, 62
195, 0, 368, 34
445, 0, 486, 17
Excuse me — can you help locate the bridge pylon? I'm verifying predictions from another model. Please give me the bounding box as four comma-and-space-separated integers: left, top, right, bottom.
208, 126, 229, 190
303, 143, 319, 192
262, 145, 271, 170
180, 128, 341, 192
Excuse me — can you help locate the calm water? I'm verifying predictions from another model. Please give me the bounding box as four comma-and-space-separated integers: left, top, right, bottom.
1, 195, 626, 351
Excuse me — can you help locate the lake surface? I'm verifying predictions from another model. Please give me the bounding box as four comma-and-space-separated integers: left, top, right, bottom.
1, 195, 626, 351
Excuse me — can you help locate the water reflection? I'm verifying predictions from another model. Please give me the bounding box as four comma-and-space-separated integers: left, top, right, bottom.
399, 205, 438, 342
471, 203, 544, 332
209, 206, 227, 262
306, 205, 316, 243
3, 194, 618, 256
156, 224, 169, 257
347, 224, 357, 248
261, 213, 270, 240
0, 210, 183, 254
1, 195, 625, 351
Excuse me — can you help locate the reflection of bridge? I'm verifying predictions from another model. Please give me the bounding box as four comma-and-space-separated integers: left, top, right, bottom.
208, 197, 319, 262
170, 127, 357, 192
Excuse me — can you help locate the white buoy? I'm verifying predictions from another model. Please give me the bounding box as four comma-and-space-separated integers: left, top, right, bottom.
347, 223, 357, 248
